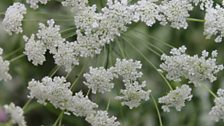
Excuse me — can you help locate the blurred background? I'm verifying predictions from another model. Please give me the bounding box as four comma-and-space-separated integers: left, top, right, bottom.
1, 0, 224, 126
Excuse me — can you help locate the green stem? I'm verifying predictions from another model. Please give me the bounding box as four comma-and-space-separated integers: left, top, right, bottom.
23, 99, 32, 111
187, 18, 205, 23
106, 98, 111, 111
126, 38, 173, 90
70, 66, 85, 91
151, 95, 163, 126
3, 47, 23, 60
9, 54, 25, 63
49, 66, 61, 78
202, 84, 217, 98
117, 40, 126, 58
60, 27, 75, 34
86, 89, 91, 97
52, 112, 64, 126
23, 19, 74, 22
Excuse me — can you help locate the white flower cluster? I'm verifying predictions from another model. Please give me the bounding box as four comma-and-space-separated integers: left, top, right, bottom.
84, 67, 115, 94
86, 110, 120, 126
158, 84, 193, 112
209, 89, 224, 122
113, 59, 151, 109
0, 48, 12, 81
204, 5, 224, 43
27, 76, 120, 125
2, 2, 26, 35
27, 76, 98, 116
83, 59, 150, 109
24, 19, 79, 72
26, 0, 51, 9
160, 46, 223, 86
160, 0, 193, 29
4, 103, 27, 126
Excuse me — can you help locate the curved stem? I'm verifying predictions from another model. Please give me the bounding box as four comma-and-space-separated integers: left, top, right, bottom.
151, 95, 163, 126
9, 54, 25, 63
126, 38, 173, 90
187, 18, 205, 23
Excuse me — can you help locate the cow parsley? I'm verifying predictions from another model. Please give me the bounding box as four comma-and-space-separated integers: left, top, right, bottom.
160, 46, 223, 86
26, 0, 51, 9
2, 2, 26, 35
209, 89, 224, 122
158, 84, 193, 112
4, 103, 27, 126
84, 67, 115, 94
204, 5, 224, 43
0, 48, 12, 81
86, 110, 120, 126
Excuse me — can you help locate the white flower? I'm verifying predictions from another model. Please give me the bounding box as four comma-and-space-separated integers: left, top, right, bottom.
28, 76, 98, 117
61, 0, 88, 12
209, 89, 224, 122
67, 91, 98, 117
115, 81, 151, 109
112, 58, 142, 83
24, 35, 46, 66
2, 2, 26, 35
26, 0, 51, 9
0, 48, 12, 81
27, 76, 73, 110
84, 67, 115, 94
36, 19, 65, 54
160, 46, 223, 86
158, 84, 192, 112
159, 0, 193, 29
86, 110, 120, 126
53, 42, 79, 72
133, 0, 161, 26
190, 0, 213, 10
204, 5, 224, 43
4, 103, 27, 126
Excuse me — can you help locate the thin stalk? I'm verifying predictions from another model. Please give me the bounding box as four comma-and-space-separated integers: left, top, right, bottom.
86, 89, 91, 97
117, 40, 126, 58
49, 66, 61, 78
151, 95, 163, 126
187, 18, 205, 23
106, 98, 111, 111
64, 32, 76, 39
9, 54, 25, 63
52, 112, 64, 126
126, 39, 173, 90
23, 99, 32, 111
70, 66, 85, 91
3, 47, 23, 59
23, 19, 73, 22
133, 30, 174, 48
60, 27, 75, 34
202, 84, 217, 98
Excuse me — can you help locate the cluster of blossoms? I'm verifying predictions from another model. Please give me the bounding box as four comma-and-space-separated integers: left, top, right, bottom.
209, 89, 224, 121
27, 76, 120, 125
160, 46, 223, 86
2, 2, 26, 35
2, 0, 224, 75
26, 0, 51, 9
158, 84, 193, 112
84, 59, 151, 109
4, 103, 27, 126
0, 48, 11, 81
204, 5, 224, 43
